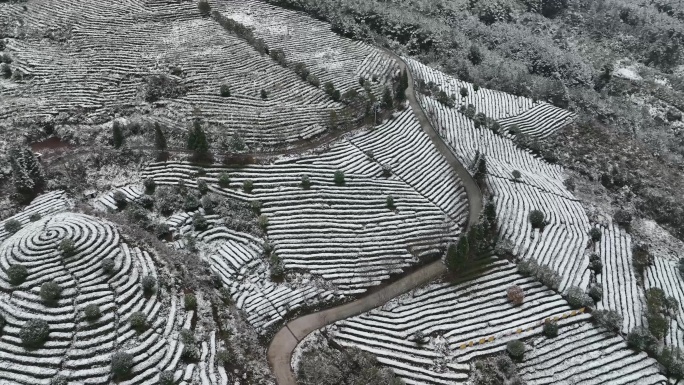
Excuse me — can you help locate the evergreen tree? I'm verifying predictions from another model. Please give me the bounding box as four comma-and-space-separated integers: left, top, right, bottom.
154, 123, 167, 152
382, 86, 393, 109
9, 147, 44, 197
187, 121, 210, 159
112, 121, 124, 148
396, 69, 409, 101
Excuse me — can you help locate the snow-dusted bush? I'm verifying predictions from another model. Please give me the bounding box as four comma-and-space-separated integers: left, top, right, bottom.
111, 351, 134, 379
588, 253, 602, 273
158, 371, 175, 385
219, 84, 231, 97
588, 285, 603, 302
258, 215, 269, 230
218, 172, 231, 188
129, 311, 147, 331
197, 179, 209, 195
155, 223, 170, 239
143, 178, 156, 193
84, 304, 101, 321
301, 174, 311, 189
184, 194, 200, 211
59, 238, 76, 257
506, 339, 526, 359
29, 213, 41, 222
386, 195, 395, 209
251, 200, 262, 213
627, 326, 658, 353
528, 210, 545, 229
566, 286, 593, 308
543, 320, 558, 337
4, 219, 21, 234
592, 310, 623, 333
613, 210, 632, 228
270, 254, 285, 279
142, 275, 156, 295
7, 264, 28, 285
589, 227, 602, 243
180, 329, 198, 361
102, 257, 116, 274
512, 170, 521, 180
184, 294, 197, 310
155, 187, 182, 215
193, 213, 208, 231
507, 285, 525, 305
517, 259, 539, 277
20, 319, 50, 348
243, 180, 254, 193
472, 355, 523, 385
537, 265, 560, 290
40, 280, 62, 304
113, 191, 127, 209
201, 196, 214, 214
334, 170, 345, 185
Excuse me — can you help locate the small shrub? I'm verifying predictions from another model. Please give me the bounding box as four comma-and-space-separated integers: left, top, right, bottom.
386, 195, 395, 209
301, 174, 311, 189
142, 275, 156, 295
111, 351, 134, 379
84, 304, 101, 321
542, 320, 558, 337
589, 227, 602, 243
258, 215, 269, 230
627, 326, 658, 353
50, 375, 68, 385
270, 254, 285, 279
306, 74, 320, 87
29, 213, 41, 222
59, 239, 76, 257
566, 286, 593, 308
129, 311, 147, 331
113, 191, 127, 209
4, 219, 21, 234
251, 200, 262, 213
460, 87, 469, 98
180, 329, 198, 361
158, 371, 175, 385
197, 179, 209, 195
185, 293, 197, 310
614, 210, 632, 227
139, 195, 154, 210
7, 264, 29, 285
218, 172, 231, 188
588, 285, 603, 302
506, 340, 525, 359
507, 285, 525, 305
220, 84, 231, 97
201, 196, 214, 214
197, 0, 211, 15
529, 210, 545, 229
243, 180, 254, 193
102, 257, 116, 274
538, 265, 561, 290
334, 170, 345, 185
40, 280, 62, 304
658, 347, 684, 378
260, 89, 268, 99
517, 259, 539, 277
143, 178, 156, 194
184, 194, 200, 211
512, 170, 521, 180
20, 319, 49, 348
589, 253, 603, 273
193, 213, 208, 231
592, 310, 623, 333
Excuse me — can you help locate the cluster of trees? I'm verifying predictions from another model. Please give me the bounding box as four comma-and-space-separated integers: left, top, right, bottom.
8, 146, 44, 204
297, 343, 403, 385
143, 73, 187, 103
445, 201, 498, 272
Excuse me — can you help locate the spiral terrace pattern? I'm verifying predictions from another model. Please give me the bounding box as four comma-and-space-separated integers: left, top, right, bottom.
0, 212, 190, 384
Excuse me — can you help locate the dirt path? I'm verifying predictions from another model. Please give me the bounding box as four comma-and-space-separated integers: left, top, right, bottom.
266, 51, 483, 385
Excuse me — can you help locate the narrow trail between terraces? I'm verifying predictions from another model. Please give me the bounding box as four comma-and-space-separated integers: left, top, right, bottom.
267, 51, 483, 385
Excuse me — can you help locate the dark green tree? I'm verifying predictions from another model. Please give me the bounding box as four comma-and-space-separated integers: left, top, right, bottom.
154, 123, 167, 153
382, 86, 393, 109
187, 121, 210, 159
112, 121, 124, 149
8, 147, 44, 200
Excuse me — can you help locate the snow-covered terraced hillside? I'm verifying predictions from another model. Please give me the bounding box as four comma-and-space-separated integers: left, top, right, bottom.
518, 322, 665, 385
0, 190, 70, 243
405, 58, 589, 291
219, 0, 398, 95
594, 223, 645, 334
1, 0, 394, 148
328, 260, 665, 385
645, 257, 684, 350
143, 107, 468, 297
0, 210, 194, 384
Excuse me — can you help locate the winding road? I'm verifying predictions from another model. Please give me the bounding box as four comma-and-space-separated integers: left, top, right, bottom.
267, 51, 483, 384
